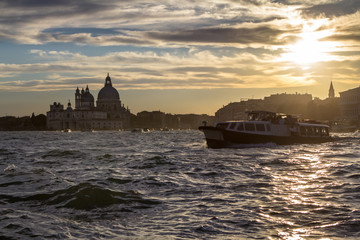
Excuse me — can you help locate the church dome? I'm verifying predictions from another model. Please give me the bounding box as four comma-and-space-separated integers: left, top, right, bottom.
97, 74, 120, 101
81, 86, 94, 102
81, 92, 94, 102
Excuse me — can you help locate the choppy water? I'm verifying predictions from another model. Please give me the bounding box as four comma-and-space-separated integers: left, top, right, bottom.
1, 130, 360, 239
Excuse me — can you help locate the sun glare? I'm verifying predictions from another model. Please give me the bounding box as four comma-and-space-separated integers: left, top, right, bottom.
280, 21, 336, 66
288, 33, 326, 65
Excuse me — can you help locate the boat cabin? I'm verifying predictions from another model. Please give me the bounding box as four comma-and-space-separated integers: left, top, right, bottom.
214, 111, 330, 138
247, 111, 276, 121
297, 122, 329, 137
215, 121, 273, 134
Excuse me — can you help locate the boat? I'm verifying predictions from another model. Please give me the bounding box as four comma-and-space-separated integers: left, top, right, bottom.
199, 111, 333, 148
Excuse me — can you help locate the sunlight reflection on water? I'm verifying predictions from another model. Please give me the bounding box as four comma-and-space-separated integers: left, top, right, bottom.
263, 151, 336, 240
263, 148, 348, 239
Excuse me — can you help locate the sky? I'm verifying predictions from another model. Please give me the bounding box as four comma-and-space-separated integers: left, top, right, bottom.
0, 0, 359, 116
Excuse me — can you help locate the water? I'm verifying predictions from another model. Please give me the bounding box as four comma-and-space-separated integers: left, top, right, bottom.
0, 130, 360, 239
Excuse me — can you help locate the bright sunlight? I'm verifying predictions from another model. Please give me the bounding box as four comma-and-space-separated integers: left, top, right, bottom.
280, 21, 337, 66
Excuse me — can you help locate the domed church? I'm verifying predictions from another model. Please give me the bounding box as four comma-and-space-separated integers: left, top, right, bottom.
47, 74, 131, 130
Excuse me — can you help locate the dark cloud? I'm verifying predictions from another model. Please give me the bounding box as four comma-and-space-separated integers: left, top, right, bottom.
42, 28, 120, 36
269, 0, 304, 5
322, 25, 360, 43
2, 0, 72, 7
33, 32, 153, 45
147, 26, 293, 45
1, 0, 110, 9
301, 0, 360, 18
323, 34, 360, 42
0, 0, 112, 26
168, 66, 262, 76
0, 0, 292, 46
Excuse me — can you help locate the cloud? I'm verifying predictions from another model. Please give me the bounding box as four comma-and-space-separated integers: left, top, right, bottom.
324, 33, 360, 43
0, 0, 295, 46
33, 32, 154, 46
319, 12, 360, 44
0, 47, 338, 92
147, 26, 295, 45
301, 0, 360, 18
0, 0, 359, 97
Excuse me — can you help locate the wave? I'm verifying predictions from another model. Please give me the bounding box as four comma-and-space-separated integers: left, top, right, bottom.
0, 183, 161, 210
352, 130, 360, 137
0, 149, 15, 156
133, 155, 174, 169
41, 149, 84, 159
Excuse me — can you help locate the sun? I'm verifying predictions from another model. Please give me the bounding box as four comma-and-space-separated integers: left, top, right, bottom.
289, 34, 326, 65
280, 22, 336, 66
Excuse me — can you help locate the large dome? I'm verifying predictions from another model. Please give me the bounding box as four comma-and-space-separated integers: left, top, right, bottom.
97, 74, 120, 101
98, 86, 119, 100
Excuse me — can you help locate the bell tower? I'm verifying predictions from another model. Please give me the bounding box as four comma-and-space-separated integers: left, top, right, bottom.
75, 87, 81, 109
328, 81, 335, 98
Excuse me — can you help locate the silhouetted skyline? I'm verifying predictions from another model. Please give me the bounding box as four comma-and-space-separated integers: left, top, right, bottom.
0, 1, 359, 116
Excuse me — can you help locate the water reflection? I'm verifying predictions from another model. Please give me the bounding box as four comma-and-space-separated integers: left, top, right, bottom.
261, 148, 343, 239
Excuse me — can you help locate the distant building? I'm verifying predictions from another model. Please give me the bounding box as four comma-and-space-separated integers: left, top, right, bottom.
264, 93, 312, 107
339, 86, 360, 127
47, 74, 131, 130
132, 110, 215, 129
215, 99, 265, 122
176, 114, 215, 129
136, 111, 166, 129
216, 93, 312, 122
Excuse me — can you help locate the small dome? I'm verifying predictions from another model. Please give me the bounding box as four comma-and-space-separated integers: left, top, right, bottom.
97, 74, 120, 101
81, 92, 94, 102
67, 101, 73, 110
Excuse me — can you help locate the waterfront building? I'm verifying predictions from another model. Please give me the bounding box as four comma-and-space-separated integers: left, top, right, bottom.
136, 111, 166, 129
47, 74, 131, 130
215, 99, 265, 122
133, 111, 215, 129
339, 86, 360, 127
216, 93, 312, 122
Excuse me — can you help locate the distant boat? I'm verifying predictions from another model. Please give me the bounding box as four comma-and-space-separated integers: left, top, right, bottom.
131, 128, 150, 133
81, 129, 95, 132
62, 129, 72, 133
199, 111, 334, 148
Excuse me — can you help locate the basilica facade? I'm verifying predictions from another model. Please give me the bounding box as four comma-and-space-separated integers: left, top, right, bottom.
47, 74, 131, 130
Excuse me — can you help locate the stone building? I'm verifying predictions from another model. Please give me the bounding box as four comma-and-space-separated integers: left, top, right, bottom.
132, 111, 215, 129
215, 93, 313, 122
339, 86, 360, 127
47, 74, 131, 130
215, 99, 265, 122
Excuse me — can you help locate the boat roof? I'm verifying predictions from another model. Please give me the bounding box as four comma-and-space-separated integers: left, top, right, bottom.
297, 122, 329, 128
215, 120, 329, 128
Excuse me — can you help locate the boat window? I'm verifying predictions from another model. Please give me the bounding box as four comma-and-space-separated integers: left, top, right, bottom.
315, 127, 320, 136
229, 122, 237, 129
308, 127, 314, 136
216, 123, 229, 129
266, 124, 271, 132
300, 126, 306, 135
245, 123, 255, 131
321, 127, 329, 136
256, 124, 265, 131
237, 123, 244, 131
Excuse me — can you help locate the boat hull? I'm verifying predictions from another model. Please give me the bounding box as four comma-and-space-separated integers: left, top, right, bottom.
199, 126, 333, 148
